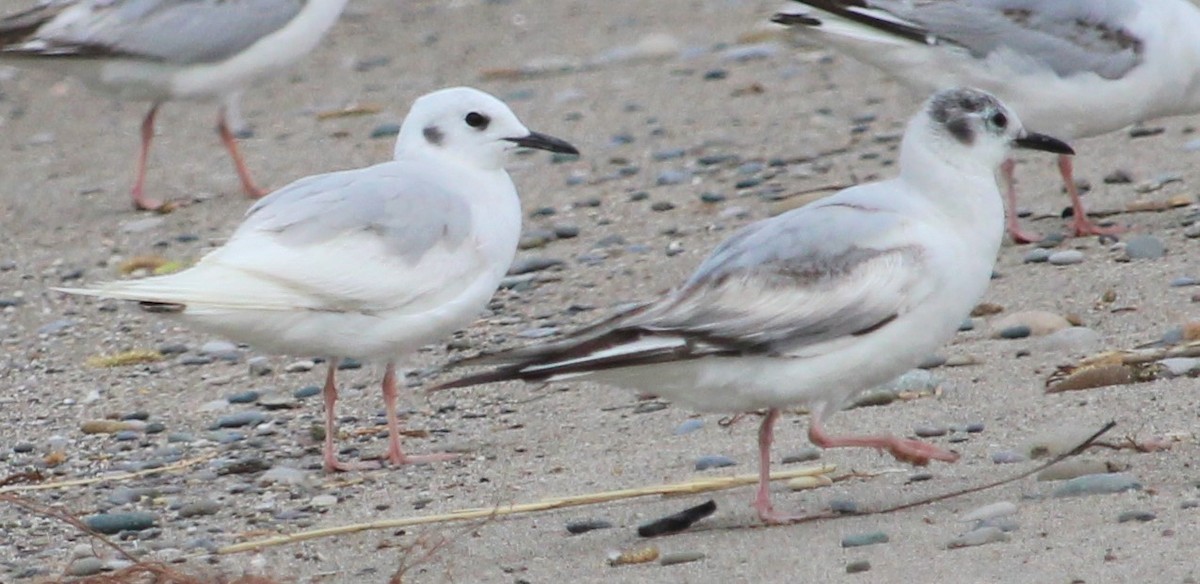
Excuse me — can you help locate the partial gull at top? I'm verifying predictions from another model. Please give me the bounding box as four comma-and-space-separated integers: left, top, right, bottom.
56, 87, 580, 472
772, 0, 1200, 242
0, 0, 349, 210
432, 87, 1072, 525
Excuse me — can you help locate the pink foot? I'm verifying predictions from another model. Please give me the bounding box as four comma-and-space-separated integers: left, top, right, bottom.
1070, 215, 1125, 238
324, 451, 382, 473
753, 497, 813, 525
808, 421, 959, 466
1007, 223, 1043, 245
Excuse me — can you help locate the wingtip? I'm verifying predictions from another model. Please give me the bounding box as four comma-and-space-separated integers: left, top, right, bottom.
771, 12, 822, 27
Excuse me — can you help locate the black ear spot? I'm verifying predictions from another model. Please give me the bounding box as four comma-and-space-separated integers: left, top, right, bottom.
465, 112, 490, 130
423, 125, 443, 146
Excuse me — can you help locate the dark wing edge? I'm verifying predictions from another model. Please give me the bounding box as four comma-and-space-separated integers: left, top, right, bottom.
771, 0, 936, 46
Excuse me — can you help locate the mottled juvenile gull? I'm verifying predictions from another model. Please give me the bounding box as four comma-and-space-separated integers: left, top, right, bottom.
433, 87, 1071, 524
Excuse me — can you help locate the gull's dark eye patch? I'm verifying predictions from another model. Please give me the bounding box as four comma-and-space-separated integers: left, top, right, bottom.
465, 112, 490, 129
991, 112, 1007, 129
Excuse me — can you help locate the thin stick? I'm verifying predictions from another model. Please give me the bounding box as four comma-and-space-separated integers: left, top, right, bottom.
0, 452, 216, 494
218, 464, 837, 554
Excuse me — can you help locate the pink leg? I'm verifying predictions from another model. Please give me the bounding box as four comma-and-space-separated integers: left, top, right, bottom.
807, 417, 958, 466
1059, 154, 1124, 238
321, 359, 378, 472
217, 108, 267, 199
382, 362, 458, 466
131, 104, 164, 211
1000, 158, 1042, 244
752, 409, 810, 525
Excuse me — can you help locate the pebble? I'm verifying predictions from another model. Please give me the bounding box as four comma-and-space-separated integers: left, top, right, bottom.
285, 360, 316, 373
214, 411, 267, 429
659, 551, 705, 566
632, 401, 668, 414
829, 499, 860, 515
841, 531, 889, 548
508, 256, 564, 275
565, 519, 614, 535
1117, 510, 1156, 523
961, 501, 1018, 523
656, 169, 691, 186
651, 201, 676, 212
914, 425, 947, 438
1159, 357, 1200, 377
990, 311, 1071, 338
226, 390, 260, 404
1122, 235, 1166, 260
1051, 473, 1142, 498
310, 494, 338, 508
553, 224, 581, 238
294, 385, 321, 399
694, 455, 737, 471
200, 340, 240, 358
370, 123, 401, 138
637, 502, 718, 540
67, 557, 106, 577
781, 447, 822, 464
881, 368, 940, 393
80, 420, 142, 434
258, 393, 298, 410
37, 319, 75, 335
247, 357, 273, 376
947, 526, 1009, 549
673, 419, 704, 435
699, 192, 726, 203
217, 458, 270, 475
1035, 327, 1102, 354
991, 451, 1026, 464
259, 465, 311, 486
84, 512, 158, 534
846, 560, 871, 574
850, 388, 896, 408
1037, 459, 1114, 482
1023, 248, 1051, 263
1025, 425, 1104, 458
177, 500, 221, 518
997, 325, 1031, 339
1170, 276, 1200, 287
1047, 250, 1085, 265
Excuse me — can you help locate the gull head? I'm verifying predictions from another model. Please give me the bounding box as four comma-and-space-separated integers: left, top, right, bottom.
917, 87, 1073, 173
395, 87, 578, 171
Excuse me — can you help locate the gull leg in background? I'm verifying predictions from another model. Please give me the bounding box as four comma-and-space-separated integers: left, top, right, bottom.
1059, 154, 1123, 238
1000, 158, 1041, 244
382, 362, 459, 466
131, 104, 163, 211
217, 102, 267, 199
807, 416, 959, 466
753, 408, 809, 525
321, 358, 362, 472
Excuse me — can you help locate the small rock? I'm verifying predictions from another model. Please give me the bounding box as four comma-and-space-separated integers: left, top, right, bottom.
841, 531, 889, 548
846, 560, 871, 574
259, 466, 311, 486
947, 526, 1009, 549
508, 256, 564, 275
1037, 459, 1115, 482
991, 451, 1026, 464
310, 494, 338, 508
80, 420, 141, 435
67, 557, 107, 577
214, 411, 267, 429
659, 551, 705, 566
84, 512, 158, 534
1170, 276, 1200, 287
177, 500, 221, 518
829, 499, 860, 515
651, 201, 676, 212
566, 519, 614, 535
961, 501, 1018, 523
781, 447, 822, 464
1023, 248, 1051, 263
1117, 510, 1156, 523
1160, 357, 1200, 377
637, 500, 717, 537
914, 425, 947, 438
225, 390, 260, 404
1052, 473, 1142, 498
1122, 235, 1166, 260
880, 369, 940, 393
997, 325, 1031, 339
694, 455, 737, 471
1035, 327, 1101, 353
656, 170, 691, 186
1048, 250, 1085, 265
990, 311, 1072, 338
294, 385, 321, 399
285, 360, 316, 373
673, 419, 704, 435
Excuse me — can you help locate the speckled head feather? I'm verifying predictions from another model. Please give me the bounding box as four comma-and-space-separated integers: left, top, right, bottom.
927, 87, 1006, 146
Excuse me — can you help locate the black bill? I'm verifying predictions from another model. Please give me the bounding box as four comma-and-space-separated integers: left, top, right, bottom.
1014, 132, 1074, 155
505, 131, 579, 155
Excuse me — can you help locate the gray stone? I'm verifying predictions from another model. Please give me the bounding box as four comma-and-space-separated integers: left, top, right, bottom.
565, 519, 614, 535
1048, 250, 1085, 265
1051, 473, 1142, 498
1037, 459, 1113, 482
659, 551, 705, 566
694, 455, 737, 471
225, 391, 260, 404
846, 560, 871, 574
259, 466, 311, 486
177, 500, 221, 518
781, 447, 822, 464
1036, 327, 1102, 354
947, 526, 1009, 549
1117, 510, 1156, 523
1160, 358, 1200, 378
294, 385, 321, 399
997, 325, 1031, 339
673, 419, 704, 435
84, 512, 158, 534
914, 425, 947, 438
841, 531, 889, 548
1023, 248, 1051, 263
656, 169, 691, 185
1123, 235, 1166, 260
507, 256, 564, 275
214, 411, 267, 428
991, 451, 1026, 464
67, 557, 106, 577
961, 501, 1017, 523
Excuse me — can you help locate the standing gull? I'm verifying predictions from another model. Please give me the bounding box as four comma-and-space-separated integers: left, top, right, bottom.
0, 0, 349, 210
432, 88, 1072, 524
772, 0, 1200, 242
56, 87, 579, 471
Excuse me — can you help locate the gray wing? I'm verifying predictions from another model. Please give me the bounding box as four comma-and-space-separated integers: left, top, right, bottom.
441, 202, 932, 385
4, 0, 304, 63
235, 160, 473, 263
888, 0, 1144, 79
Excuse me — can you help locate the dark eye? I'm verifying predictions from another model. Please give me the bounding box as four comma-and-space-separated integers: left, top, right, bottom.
465, 112, 489, 129
990, 112, 1007, 129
